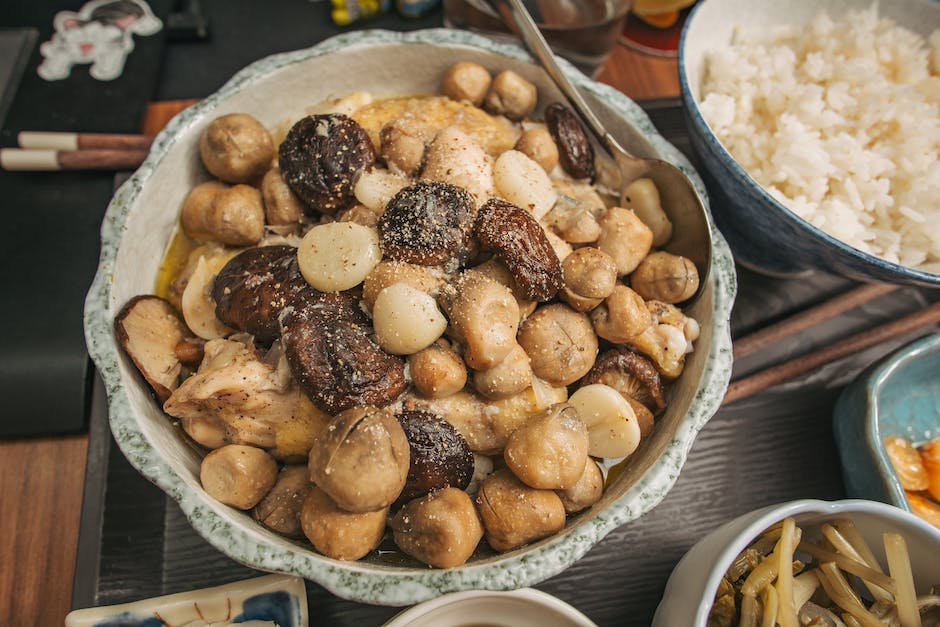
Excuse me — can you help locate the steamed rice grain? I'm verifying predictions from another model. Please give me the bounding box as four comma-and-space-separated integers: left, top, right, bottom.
700, 6, 940, 273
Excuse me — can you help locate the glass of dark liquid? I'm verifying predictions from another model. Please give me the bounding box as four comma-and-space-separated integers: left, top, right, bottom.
443, 0, 634, 77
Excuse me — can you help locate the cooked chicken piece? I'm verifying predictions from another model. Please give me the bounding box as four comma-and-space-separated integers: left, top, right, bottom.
163, 337, 329, 459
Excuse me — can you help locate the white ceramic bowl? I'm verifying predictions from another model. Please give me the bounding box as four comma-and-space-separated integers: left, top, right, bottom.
383, 588, 596, 627
679, 0, 940, 285
653, 499, 940, 626
83, 29, 736, 605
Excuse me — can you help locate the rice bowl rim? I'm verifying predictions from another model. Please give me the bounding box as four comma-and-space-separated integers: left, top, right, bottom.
678, 0, 940, 286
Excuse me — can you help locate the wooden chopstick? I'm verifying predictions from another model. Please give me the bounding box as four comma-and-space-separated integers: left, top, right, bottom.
17, 131, 153, 152
733, 282, 901, 360
0, 148, 149, 171
724, 300, 940, 405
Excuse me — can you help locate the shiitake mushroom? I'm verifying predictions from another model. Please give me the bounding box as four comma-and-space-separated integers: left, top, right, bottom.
278, 113, 375, 215
378, 180, 475, 267
397, 410, 474, 502
282, 290, 407, 414
211, 245, 307, 344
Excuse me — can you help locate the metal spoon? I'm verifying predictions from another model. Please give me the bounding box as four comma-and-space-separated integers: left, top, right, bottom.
492, 0, 713, 306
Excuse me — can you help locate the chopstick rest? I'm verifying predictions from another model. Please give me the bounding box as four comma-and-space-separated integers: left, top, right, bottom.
0, 147, 148, 171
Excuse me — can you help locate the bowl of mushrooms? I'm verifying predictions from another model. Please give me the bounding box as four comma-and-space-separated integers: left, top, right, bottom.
84, 28, 735, 604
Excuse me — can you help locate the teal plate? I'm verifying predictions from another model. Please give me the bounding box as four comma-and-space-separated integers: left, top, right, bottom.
834, 333, 940, 510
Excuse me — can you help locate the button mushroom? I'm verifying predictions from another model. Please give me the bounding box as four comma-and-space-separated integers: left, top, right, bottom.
596, 207, 654, 276
473, 343, 532, 400
361, 260, 445, 312
484, 70, 538, 121
406, 339, 468, 399
441, 61, 492, 107
300, 486, 387, 561
517, 303, 598, 387
514, 126, 559, 174
261, 166, 305, 230
114, 295, 193, 403
253, 465, 312, 537
307, 406, 410, 513
503, 403, 589, 490
390, 487, 483, 568
476, 467, 566, 552
560, 246, 618, 312
199, 113, 274, 184
440, 270, 520, 371
626, 300, 698, 380
181, 183, 265, 247
379, 119, 428, 177
556, 458, 604, 514
630, 251, 700, 305
590, 284, 653, 344
200, 444, 278, 510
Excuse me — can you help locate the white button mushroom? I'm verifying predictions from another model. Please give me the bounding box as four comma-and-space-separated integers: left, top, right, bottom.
493, 149, 557, 220
568, 383, 642, 459
372, 282, 448, 355
297, 221, 382, 291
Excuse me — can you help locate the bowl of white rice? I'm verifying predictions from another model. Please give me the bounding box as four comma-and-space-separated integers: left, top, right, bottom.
679, 0, 940, 285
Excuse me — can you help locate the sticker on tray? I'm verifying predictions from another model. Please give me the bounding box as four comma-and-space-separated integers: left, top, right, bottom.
37, 0, 162, 82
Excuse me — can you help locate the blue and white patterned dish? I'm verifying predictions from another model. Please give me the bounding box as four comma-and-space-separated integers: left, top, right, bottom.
833, 333, 940, 510
65, 574, 307, 626
83, 29, 736, 605
679, 0, 940, 285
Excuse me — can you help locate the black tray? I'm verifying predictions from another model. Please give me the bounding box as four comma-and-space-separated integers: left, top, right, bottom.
71, 101, 939, 626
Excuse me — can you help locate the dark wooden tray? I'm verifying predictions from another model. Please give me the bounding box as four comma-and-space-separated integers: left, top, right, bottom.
71, 101, 938, 626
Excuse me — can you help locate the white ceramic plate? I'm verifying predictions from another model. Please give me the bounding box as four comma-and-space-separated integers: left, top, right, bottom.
83, 28, 736, 605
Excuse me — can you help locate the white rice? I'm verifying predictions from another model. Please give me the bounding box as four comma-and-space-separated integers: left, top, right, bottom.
699, 6, 940, 273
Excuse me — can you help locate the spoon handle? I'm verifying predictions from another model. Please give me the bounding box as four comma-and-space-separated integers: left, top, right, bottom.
496, 0, 627, 157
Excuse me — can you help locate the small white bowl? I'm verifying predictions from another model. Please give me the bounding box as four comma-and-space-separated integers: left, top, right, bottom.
653, 499, 940, 627
383, 589, 596, 627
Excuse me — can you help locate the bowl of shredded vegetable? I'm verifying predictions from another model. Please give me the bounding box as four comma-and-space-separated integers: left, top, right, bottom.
654, 498, 940, 627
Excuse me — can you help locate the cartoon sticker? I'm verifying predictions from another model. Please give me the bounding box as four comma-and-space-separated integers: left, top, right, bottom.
37, 0, 162, 82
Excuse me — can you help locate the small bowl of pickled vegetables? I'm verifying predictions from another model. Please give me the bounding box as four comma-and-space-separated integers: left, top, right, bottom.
834, 333, 940, 530
654, 499, 940, 627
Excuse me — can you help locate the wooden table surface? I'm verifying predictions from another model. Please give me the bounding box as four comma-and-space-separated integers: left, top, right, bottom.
0, 42, 679, 627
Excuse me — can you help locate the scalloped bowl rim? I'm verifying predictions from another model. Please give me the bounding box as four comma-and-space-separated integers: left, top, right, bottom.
677, 0, 940, 286
83, 28, 736, 605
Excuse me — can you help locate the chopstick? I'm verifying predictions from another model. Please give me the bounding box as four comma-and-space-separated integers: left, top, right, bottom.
724, 299, 940, 405
0, 148, 149, 171
17, 131, 153, 151
733, 283, 902, 360
1, 132, 153, 171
